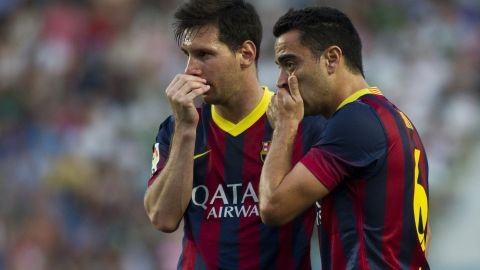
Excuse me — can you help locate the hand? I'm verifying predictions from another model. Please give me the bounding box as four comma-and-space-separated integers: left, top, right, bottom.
165, 74, 210, 128
267, 74, 304, 130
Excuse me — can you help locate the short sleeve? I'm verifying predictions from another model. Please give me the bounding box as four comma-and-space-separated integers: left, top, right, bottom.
301, 102, 387, 190
147, 116, 174, 187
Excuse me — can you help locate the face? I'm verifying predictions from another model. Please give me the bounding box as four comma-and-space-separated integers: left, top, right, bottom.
275, 30, 331, 116
181, 25, 242, 105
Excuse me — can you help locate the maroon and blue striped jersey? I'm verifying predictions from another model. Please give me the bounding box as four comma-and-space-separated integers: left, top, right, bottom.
148, 88, 326, 270
301, 87, 429, 270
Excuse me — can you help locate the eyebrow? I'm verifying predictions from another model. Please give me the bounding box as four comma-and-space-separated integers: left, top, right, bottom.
181, 47, 216, 56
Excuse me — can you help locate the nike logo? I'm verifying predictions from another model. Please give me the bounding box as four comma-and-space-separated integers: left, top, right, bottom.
194, 150, 211, 160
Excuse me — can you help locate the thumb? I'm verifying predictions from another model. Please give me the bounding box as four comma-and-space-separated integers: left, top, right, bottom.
288, 74, 301, 100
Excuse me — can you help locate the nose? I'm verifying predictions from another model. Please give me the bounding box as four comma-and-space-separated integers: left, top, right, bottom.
184, 57, 202, 76
276, 69, 289, 90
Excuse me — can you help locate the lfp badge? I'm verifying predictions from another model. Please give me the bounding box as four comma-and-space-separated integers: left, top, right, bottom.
151, 143, 160, 174
260, 141, 271, 162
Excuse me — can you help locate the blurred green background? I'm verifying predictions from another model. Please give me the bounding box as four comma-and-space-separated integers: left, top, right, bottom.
0, 0, 479, 269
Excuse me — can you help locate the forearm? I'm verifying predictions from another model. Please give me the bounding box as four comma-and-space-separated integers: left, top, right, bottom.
259, 123, 298, 221
144, 126, 196, 232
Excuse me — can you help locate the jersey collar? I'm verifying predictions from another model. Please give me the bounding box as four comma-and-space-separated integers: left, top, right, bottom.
336, 87, 382, 111
212, 86, 273, 137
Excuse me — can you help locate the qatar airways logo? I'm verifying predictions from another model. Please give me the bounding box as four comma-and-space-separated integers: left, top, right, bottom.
191, 182, 259, 219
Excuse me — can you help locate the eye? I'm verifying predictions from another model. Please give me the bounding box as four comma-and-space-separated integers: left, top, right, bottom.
283, 61, 297, 74
196, 51, 212, 60
286, 61, 295, 71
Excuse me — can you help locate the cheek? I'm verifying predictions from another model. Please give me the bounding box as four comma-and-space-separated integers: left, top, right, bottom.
297, 76, 314, 97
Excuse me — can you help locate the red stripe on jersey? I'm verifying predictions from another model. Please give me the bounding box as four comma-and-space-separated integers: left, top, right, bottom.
197, 122, 226, 269
182, 230, 197, 270
238, 117, 266, 270
352, 179, 369, 269
276, 223, 294, 269
363, 97, 404, 269
322, 196, 347, 269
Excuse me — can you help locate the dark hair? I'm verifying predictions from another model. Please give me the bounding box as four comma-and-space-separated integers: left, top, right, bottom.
174, 0, 262, 64
273, 7, 364, 76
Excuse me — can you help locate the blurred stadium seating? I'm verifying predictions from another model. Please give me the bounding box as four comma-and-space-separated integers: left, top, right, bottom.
0, 0, 478, 269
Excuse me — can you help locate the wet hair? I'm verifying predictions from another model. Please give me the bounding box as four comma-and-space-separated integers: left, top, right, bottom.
273, 7, 364, 76
174, 0, 262, 64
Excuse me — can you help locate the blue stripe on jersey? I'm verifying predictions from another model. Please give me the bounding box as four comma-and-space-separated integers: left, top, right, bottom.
194, 254, 207, 269
291, 215, 309, 268
260, 225, 279, 269
217, 133, 244, 269
363, 161, 388, 269
333, 186, 360, 268
319, 225, 331, 270
301, 115, 325, 153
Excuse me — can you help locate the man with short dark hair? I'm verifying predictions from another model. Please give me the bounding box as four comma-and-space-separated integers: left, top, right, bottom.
143, 1, 325, 269
259, 7, 430, 269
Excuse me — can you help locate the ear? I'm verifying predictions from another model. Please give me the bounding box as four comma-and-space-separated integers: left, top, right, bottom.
323, 46, 342, 75
239, 40, 257, 69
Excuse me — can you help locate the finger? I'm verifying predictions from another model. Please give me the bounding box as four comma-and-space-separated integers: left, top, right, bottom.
266, 106, 275, 128
168, 79, 208, 103
267, 97, 277, 127
166, 74, 207, 95
276, 87, 289, 99
165, 74, 182, 92
287, 74, 301, 100
176, 80, 209, 96
182, 85, 210, 101
270, 94, 278, 111
172, 86, 210, 106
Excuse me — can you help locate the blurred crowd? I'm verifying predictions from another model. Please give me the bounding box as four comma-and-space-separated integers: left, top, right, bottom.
0, 0, 478, 269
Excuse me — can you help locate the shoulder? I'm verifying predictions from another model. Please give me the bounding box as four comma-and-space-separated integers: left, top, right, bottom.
326, 101, 383, 139
155, 115, 175, 144
157, 115, 175, 132
318, 101, 387, 159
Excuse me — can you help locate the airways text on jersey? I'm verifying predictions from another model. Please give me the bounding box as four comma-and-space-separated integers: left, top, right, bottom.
191, 182, 260, 219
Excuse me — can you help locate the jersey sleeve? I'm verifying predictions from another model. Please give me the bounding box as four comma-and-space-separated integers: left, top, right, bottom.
301, 102, 387, 191
147, 116, 174, 187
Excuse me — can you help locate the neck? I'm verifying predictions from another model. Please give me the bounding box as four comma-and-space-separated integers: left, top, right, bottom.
214, 74, 263, 124
327, 72, 369, 117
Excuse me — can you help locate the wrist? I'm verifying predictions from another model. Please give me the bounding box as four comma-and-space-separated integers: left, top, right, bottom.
274, 120, 299, 134
272, 122, 298, 143
174, 124, 197, 139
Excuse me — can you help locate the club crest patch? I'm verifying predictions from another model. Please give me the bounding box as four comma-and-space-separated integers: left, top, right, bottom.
151, 143, 160, 174
260, 141, 271, 162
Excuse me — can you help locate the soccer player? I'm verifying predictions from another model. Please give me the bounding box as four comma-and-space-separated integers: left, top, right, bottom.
143, 1, 325, 269
259, 7, 430, 269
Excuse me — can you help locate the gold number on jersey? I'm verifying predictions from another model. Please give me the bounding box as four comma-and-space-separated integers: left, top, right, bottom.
413, 148, 428, 251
